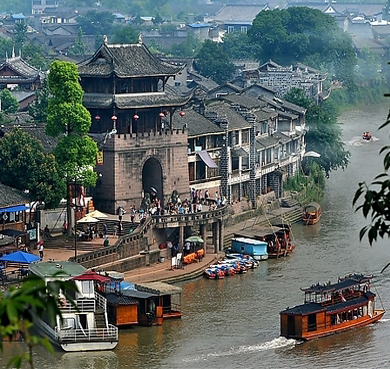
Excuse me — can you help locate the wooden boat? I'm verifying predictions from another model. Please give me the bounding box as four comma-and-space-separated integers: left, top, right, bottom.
234, 224, 295, 258
280, 274, 385, 341
303, 202, 321, 225
362, 131, 372, 141
230, 237, 268, 260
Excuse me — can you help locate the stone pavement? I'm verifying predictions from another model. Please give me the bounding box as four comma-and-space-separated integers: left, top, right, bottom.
39, 203, 301, 284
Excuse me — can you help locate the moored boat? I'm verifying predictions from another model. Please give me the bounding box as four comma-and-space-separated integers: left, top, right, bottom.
280, 274, 385, 340
230, 237, 268, 260
303, 202, 321, 225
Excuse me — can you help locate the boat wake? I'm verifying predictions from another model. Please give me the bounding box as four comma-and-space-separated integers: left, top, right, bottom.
182, 337, 297, 363
345, 136, 378, 147
378, 318, 390, 323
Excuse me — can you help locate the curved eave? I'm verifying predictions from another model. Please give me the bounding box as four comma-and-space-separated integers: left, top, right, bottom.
79, 71, 183, 79
83, 91, 192, 110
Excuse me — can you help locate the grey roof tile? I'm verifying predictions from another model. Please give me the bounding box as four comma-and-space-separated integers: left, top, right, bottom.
0, 183, 29, 208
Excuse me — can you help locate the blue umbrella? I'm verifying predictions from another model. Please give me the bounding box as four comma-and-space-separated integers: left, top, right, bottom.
0, 251, 40, 264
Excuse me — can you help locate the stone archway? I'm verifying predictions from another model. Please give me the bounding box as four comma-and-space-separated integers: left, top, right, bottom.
142, 157, 164, 208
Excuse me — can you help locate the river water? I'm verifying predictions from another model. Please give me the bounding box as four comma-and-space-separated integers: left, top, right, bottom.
2, 104, 390, 369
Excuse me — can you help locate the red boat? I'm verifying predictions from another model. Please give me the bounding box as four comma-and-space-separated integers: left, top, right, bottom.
280, 274, 385, 340
362, 132, 372, 140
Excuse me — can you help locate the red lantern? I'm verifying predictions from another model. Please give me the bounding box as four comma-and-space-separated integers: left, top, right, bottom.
95, 115, 101, 121
180, 111, 185, 117
159, 112, 165, 118
111, 115, 117, 121
133, 114, 139, 120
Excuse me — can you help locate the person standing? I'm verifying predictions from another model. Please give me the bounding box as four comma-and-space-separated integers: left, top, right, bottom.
118, 206, 125, 222
113, 223, 118, 237
38, 242, 44, 259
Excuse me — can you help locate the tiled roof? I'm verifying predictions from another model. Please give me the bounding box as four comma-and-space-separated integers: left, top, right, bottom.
171, 109, 223, 137
206, 101, 251, 130
105, 293, 139, 306
82, 84, 193, 110
0, 56, 42, 81
255, 109, 277, 121
222, 94, 266, 110
78, 42, 183, 78
256, 135, 280, 150
0, 121, 58, 153
209, 4, 268, 23
260, 96, 306, 115
0, 183, 29, 208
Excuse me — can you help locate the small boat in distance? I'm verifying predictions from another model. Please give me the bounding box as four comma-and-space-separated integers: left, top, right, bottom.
362, 131, 372, 141
280, 274, 385, 340
303, 202, 321, 225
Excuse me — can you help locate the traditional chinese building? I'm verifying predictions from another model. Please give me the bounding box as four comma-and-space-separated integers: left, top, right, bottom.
0, 52, 43, 90
78, 39, 192, 214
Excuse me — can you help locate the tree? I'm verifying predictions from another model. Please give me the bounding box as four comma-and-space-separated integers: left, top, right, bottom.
46, 61, 98, 232
13, 21, 28, 51
0, 89, 19, 113
248, 7, 357, 82
222, 31, 260, 61
29, 78, 50, 122
284, 88, 350, 177
22, 42, 47, 70
0, 274, 78, 368
0, 127, 65, 209
170, 33, 201, 57
195, 39, 236, 84
112, 25, 139, 44
68, 27, 87, 56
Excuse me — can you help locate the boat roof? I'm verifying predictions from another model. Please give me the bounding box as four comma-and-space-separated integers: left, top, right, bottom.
304, 202, 321, 211
29, 260, 86, 280
280, 293, 373, 316
301, 274, 372, 294
231, 237, 267, 245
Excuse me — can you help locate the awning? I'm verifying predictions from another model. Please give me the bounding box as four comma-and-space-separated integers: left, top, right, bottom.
231, 147, 249, 157
0, 205, 29, 213
197, 150, 218, 168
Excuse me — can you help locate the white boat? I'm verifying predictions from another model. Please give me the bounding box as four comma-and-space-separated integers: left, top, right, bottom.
29, 261, 118, 352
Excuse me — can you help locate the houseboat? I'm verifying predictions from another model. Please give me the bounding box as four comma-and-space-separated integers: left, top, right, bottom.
104, 278, 182, 327
28, 261, 118, 352
303, 202, 321, 225
280, 274, 385, 340
234, 224, 295, 258
230, 237, 268, 260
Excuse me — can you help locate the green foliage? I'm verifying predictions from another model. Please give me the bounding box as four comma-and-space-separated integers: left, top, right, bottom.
22, 42, 47, 70
29, 78, 50, 123
46, 60, 98, 187
112, 25, 139, 44
195, 40, 236, 84
248, 7, 357, 82
222, 31, 260, 61
0, 273, 78, 368
0, 89, 19, 113
13, 22, 27, 51
0, 127, 65, 209
68, 27, 87, 56
284, 88, 350, 177
170, 33, 201, 57
284, 162, 325, 203
0, 38, 13, 59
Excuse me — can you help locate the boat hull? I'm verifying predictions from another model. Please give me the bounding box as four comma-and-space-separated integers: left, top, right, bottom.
284, 310, 385, 341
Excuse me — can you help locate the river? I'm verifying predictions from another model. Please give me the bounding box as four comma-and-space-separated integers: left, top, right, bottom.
2, 104, 390, 369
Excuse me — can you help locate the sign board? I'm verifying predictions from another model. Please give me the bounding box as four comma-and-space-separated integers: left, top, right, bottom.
195, 146, 202, 152
96, 151, 103, 165
27, 228, 37, 241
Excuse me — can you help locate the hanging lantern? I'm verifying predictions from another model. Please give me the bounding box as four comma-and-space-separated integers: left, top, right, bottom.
133, 114, 139, 121
159, 112, 165, 118
95, 115, 101, 121
180, 111, 185, 117
111, 115, 118, 121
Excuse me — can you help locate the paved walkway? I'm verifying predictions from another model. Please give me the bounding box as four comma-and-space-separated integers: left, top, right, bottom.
39, 204, 301, 284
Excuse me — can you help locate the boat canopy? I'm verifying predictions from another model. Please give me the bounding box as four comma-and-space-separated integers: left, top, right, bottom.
304, 202, 321, 211
301, 274, 372, 294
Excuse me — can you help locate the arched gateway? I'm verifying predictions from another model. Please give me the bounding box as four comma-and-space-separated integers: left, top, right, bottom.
142, 157, 164, 207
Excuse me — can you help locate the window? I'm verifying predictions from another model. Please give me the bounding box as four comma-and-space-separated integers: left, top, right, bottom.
241, 26, 247, 33
242, 130, 249, 144
227, 26, 234, 33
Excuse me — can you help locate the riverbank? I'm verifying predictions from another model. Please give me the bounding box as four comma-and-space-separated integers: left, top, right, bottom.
40, 201, 303, 284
